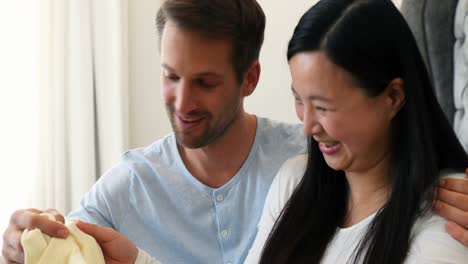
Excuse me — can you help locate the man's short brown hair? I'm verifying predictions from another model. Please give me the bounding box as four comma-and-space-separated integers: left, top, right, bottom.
156, 0, 266, 83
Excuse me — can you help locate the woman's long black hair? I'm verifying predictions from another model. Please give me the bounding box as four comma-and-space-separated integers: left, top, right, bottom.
259, 0, 468, 263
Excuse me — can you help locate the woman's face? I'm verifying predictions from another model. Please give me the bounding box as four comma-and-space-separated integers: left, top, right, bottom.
289, 51, 401, 174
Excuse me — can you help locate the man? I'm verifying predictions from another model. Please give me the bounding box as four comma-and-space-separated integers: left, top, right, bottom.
3, 1, 468, 263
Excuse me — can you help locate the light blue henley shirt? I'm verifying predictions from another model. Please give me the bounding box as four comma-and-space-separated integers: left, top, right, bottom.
68, 117, 307, 264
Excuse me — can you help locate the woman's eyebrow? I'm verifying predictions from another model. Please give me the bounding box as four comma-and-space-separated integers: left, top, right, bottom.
291, 86, 333, 103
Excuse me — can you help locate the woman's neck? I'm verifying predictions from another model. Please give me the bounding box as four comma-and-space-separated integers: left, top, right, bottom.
342, 157, 391, 227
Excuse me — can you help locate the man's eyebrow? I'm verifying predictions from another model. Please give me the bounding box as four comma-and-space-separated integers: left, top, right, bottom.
162, 63, 223, 79
195, 72, 223, 78
291, 86, 333, 102
161, 63, 175, 71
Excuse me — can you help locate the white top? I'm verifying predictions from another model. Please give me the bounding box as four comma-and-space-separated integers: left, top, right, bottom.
244, 154, 468, 263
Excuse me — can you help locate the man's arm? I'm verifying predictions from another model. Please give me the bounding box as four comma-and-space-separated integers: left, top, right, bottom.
433, 168, 468, 246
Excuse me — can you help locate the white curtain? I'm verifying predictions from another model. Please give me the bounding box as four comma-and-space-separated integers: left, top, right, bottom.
33, 0, 130, 214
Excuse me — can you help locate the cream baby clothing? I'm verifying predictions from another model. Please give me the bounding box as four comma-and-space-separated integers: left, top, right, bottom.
21, 213, 105, 264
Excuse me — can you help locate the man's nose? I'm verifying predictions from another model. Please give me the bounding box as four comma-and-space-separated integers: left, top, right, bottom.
174, 81, 197, 114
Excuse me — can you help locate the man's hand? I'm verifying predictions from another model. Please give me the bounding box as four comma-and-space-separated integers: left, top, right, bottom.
76, 221, 138, 264
1, 208, 68, 263
433, 168, 468, 246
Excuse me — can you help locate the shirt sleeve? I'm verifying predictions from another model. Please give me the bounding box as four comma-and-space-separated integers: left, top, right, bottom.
134, 248, 162, 264
406, 214, 468, 263
244, 155, 307, 264
67, 162, 135, 230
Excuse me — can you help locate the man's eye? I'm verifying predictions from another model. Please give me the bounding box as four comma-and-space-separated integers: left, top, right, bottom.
196, 79, 217, 89
166, 75, 179, 81
294, 97, 303, 105
315, 106, 327, 112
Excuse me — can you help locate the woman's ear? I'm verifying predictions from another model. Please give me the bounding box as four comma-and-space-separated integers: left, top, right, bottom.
385, 78, 405, 119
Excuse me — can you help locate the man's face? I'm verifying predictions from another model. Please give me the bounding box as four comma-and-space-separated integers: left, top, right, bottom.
160, 21, 245, 149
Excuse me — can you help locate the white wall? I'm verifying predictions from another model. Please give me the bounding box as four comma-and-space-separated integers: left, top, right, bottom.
127, 0, 402, 148
246, 1, 319, 125
128, 0, 170, 148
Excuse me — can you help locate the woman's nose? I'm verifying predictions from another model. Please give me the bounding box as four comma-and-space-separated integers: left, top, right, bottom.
302, 109, 323, 136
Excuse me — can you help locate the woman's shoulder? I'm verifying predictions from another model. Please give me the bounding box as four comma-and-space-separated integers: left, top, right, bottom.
406, 212, 468, 263
266, 154, 308, 210
275, 154, 308, 191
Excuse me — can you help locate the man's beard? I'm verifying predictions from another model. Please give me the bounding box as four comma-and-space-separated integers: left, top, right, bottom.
166, 102, 241, 149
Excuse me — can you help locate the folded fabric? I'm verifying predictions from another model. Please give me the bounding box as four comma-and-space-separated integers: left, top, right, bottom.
21, 213, 105, 264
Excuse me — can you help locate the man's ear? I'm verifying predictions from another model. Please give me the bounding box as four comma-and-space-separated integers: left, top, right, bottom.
384, 77, 405, 119
242, 61, 261, 97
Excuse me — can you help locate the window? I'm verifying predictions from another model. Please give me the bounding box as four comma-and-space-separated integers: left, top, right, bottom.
0, 1, 38, 243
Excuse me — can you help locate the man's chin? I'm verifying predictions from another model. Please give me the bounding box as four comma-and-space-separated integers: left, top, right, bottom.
175, 134, 207, 149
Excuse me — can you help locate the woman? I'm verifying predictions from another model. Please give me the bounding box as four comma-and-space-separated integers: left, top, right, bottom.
245, 0, 468, 263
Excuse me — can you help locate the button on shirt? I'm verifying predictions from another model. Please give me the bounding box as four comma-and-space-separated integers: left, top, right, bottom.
221, 229, 229, 238
67, 117, 307, 264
